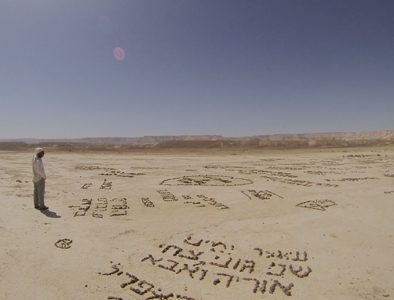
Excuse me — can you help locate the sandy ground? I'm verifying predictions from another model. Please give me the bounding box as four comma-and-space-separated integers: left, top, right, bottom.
0, 147, 393, 300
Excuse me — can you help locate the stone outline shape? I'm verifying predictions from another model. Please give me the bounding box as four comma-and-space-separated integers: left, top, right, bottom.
55, 238, 73, 249
296, 199, 336, 211
160, 175, 253, 186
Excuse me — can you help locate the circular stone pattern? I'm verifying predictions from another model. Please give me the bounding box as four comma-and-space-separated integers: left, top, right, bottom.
160, 175, 253, 186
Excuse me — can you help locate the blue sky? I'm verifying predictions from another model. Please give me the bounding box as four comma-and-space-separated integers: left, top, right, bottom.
0, 0, 393, 139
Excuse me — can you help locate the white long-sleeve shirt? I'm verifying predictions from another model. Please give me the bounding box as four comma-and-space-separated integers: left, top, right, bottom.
32, 156, 47, 182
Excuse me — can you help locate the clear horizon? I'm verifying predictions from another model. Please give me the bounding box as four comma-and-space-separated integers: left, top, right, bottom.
1, 0, 393, 139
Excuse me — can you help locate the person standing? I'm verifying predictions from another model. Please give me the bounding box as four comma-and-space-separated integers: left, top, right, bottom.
32, 148, 48, 210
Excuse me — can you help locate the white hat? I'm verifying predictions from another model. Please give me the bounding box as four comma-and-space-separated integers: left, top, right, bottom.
35, 148, 44, 154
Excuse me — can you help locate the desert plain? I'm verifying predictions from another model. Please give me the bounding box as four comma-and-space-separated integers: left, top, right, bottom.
0, 146, 393, 300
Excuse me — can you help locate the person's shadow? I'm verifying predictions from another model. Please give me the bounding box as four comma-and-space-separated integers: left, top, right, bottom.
40, 209, 61, 218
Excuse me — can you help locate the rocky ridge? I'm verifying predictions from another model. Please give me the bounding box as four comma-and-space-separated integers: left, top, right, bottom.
0, 131, 393, 151
2, 130, 393, 145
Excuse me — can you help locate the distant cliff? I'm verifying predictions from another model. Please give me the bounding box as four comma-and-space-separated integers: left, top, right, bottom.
1, 131, 393, 149
248, 130, 394, 141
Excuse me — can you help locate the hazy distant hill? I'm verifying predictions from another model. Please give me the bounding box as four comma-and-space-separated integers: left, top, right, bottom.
248, 130, 394, 141
0, 135, 224, 145
1, 131, 393, 146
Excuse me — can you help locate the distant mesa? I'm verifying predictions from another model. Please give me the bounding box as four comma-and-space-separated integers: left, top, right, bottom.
1, 130, 393, 150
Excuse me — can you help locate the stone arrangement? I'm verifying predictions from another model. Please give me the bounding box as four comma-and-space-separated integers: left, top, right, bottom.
241, 189, 283, 201
81, 183, 93, 189
99, 236, 313, 299
339, 177, 378, 181
69, 198, 128, 218
157, 189, 178, 201
142, 198, 155, 207
296, 199, 337, 211
99, 170, 146, 178
55, 238, 72, 249
160, 175, 253, 186
51, 152, 394, 298
100, 179, 113, 189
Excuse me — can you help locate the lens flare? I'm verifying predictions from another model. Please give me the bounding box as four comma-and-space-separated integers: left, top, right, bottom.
114, 47, 125, 61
